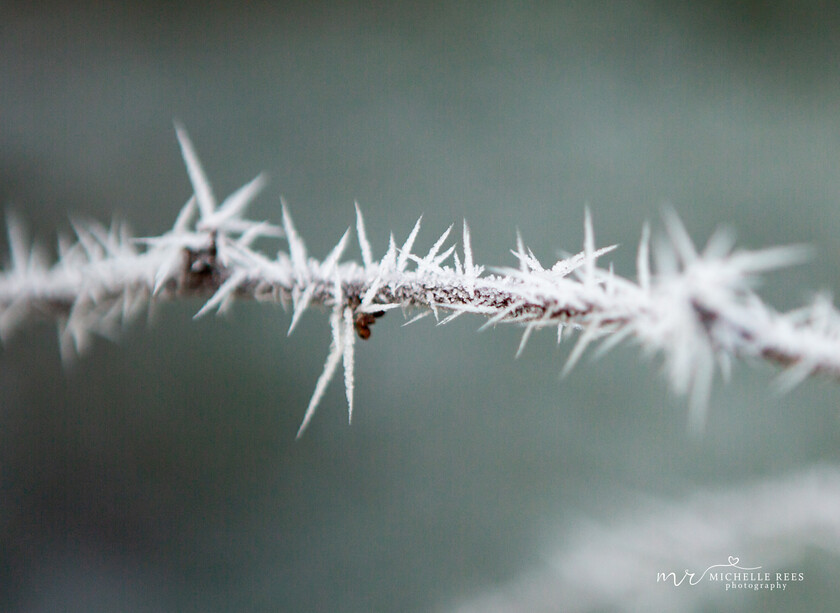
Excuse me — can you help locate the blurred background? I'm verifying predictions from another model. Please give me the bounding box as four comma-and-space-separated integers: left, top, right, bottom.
2, 1, 840, 611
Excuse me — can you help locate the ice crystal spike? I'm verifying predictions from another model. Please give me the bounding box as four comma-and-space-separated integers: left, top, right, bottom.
6, 211, 30, 274
422, 225, 453, 268
515, 324, 535, 359
209, 173, 267, 229
281, 202, 308, 281
453, 251, 463, 276
2, 125, 840, 436
194, 270, 247, 319
583, 206, 595, 288
342, 307, 356, 424
354, 202, 374, 270
514, 230, 527, 273
175, 121, 216, 219
462, 221, 474, 276
296, 309, 344, 439
287, 285, 315, 335
173, 196, 198, 234
561, 318, 604, 378
322, 229, 351, 275
397, 216, 422, 272
381, 233, 397, 272
661, 206, 698, 265
637, 222, 651, 293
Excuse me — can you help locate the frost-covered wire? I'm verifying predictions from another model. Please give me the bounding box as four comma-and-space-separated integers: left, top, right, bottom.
2, 127, 839, 435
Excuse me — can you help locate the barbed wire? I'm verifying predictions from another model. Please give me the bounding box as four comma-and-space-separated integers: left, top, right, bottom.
2, 126, 838, 436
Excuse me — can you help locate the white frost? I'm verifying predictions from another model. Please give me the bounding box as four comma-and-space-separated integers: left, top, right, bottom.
1, 126, 838, 436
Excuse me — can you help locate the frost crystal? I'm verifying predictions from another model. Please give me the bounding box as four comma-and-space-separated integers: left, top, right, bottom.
1, 127, 839, 435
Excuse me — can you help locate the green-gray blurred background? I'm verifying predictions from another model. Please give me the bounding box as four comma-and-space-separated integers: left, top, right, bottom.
3, 2, 840, 611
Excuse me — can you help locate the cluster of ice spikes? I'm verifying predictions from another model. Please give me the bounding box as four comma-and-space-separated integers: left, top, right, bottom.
2, 126, 840, 436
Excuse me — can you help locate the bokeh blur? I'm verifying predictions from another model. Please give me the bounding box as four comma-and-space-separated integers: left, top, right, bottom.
2, 2, 840, 611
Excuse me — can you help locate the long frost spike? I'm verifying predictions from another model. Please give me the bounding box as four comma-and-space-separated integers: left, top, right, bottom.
174, 122, 216, 219
463, 220, 476, 297
463, 220, 474, 275
355, 202, 374, 269
297, 308, 344, 439
583, 207, 595, 288
173, 197, 198, 234
561, 319, 605, 378
662, 207, 697, 265
515, 230, 527, 273
281, 201, 308, 281
203, 173, 268, 231
6, 212, 29, 274
397, 216, 422, 272
287, 285, 315, 335
322, 229, 351, 274
637, 222, 651, 293
515, 324, 535, 359
342, 307, 356, 424
381, 233, 397, 272
423, 225, 453, 266
194, 270, 247, 319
